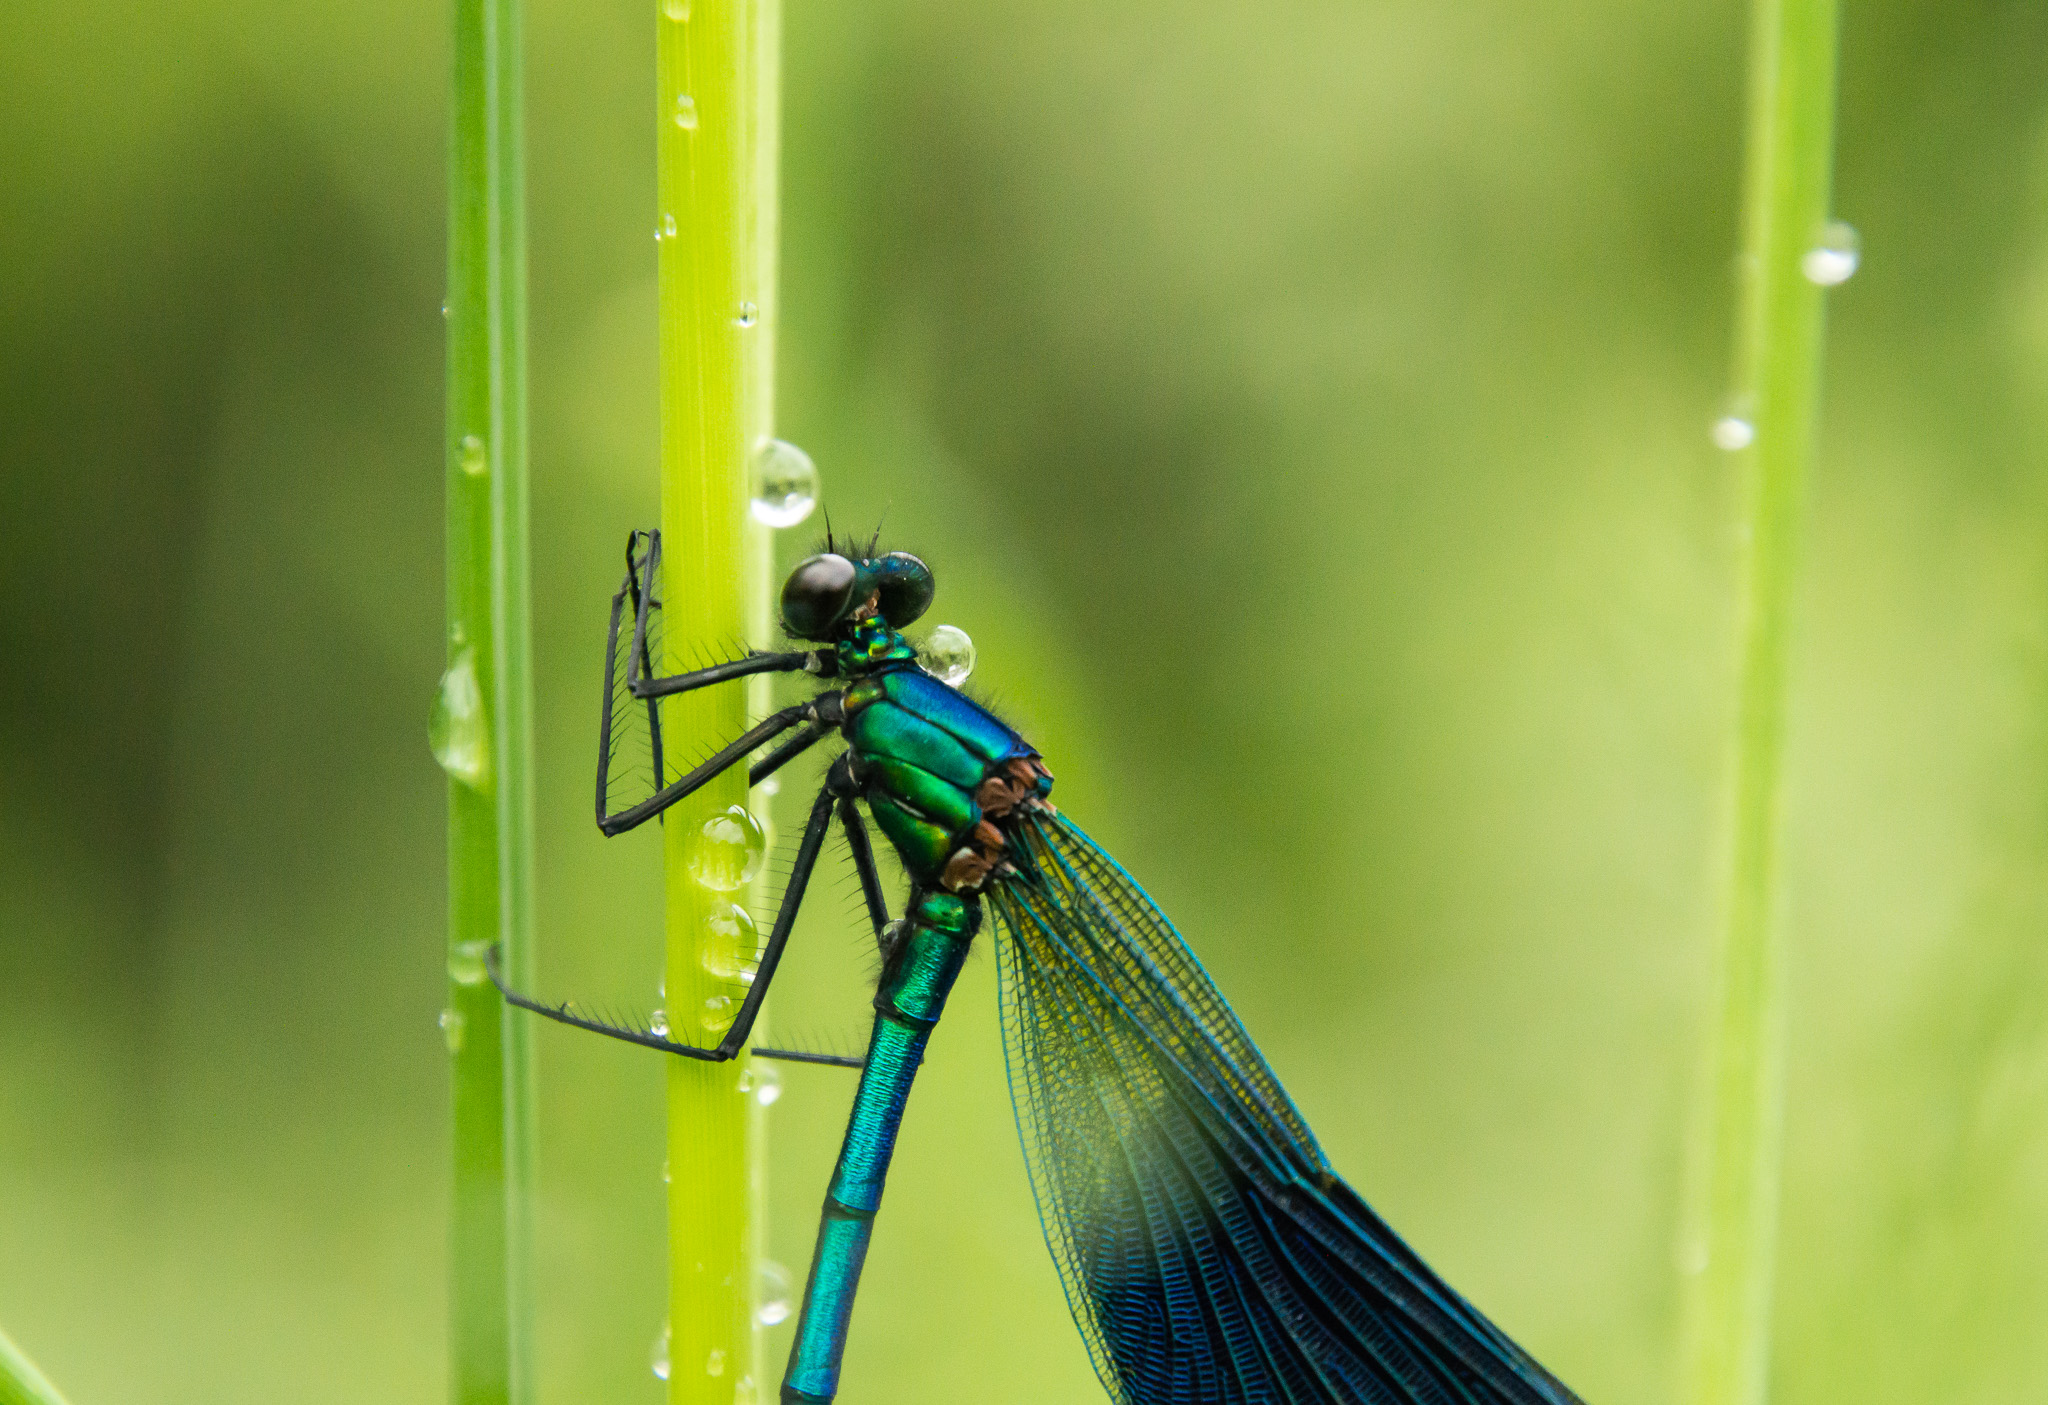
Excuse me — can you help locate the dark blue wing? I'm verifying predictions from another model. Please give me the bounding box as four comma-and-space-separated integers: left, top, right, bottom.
987, 810, 1582, 1405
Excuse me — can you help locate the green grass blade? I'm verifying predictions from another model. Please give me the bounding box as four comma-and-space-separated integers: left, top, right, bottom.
0, 1329, 71, 1405
442, 0, 536, 1396
656, 0, 777, 1402
1681, 0, 1842, 1402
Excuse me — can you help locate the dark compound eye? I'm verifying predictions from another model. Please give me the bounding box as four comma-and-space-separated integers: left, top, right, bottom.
870, 552, 935, 629
780, 553, 858, 638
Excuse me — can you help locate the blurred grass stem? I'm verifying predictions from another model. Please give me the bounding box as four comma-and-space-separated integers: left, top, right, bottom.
1682, 0, 1841, 1402
0, 1328, 71, 1405
658, 0, 778, 1401
444, 0, 537, 1395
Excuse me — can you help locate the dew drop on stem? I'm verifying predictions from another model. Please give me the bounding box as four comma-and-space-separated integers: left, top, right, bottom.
756, 1259, 794, 1325
749, 439, 818, 528
688, 805, 766, 892
1801, 221, 1860, 287
429, 649, 490, 789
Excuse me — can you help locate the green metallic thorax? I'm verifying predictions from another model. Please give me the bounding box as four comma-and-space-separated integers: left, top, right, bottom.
832, 617, 1045, 887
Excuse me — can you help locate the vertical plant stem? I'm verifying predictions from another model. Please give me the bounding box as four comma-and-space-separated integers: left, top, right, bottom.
1682, 1, 1841, 1403
444, 0, 536, 1395
0, 1328, 71, 1405
742, 1, 782, 1391
658, 0, 775, 1401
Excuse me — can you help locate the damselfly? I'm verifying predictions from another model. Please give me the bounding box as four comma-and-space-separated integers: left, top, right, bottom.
490, 528, 1584, 1405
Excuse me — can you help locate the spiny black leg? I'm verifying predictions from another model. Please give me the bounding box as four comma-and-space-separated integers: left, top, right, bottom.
601, 703, 813, 835
618, 531, 822, 700
750, 721, 834, 786
633, 650, 819, 700
490, 779, 839, 1062
836, 804, 891, 951
705, 780, 837, 1058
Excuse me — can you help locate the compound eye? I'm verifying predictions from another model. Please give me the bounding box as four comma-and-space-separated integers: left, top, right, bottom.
780, 554, 857, 639
871, 552, 935, 629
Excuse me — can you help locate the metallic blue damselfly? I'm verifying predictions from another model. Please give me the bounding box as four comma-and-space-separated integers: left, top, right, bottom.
489, 529, 1584, 1405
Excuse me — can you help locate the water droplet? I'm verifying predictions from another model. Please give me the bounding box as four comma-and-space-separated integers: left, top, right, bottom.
756, 1259, 794, 1325
650, 1008, 670, 1037
702, 903, 760, 983
701, 994, 738, 1034
748, 439, 818, 528
458, 433, 488, 478
430, 649, 490, 789
447, 939, 491, 986
439, 1007, 465, 1053
1801, 221, 1860, 286
918, 625, 976, 686
673, 95, 698, 130
880, 918, 908, 950
661, 1157, 670, 1184
661, 213, 677, 240
751, 1062, 782, 1107
734, 1376, 757, 1405
687, 805, 766, 892
663, 0, 689, 18
734, 301, 759, 328
1710, 395, 1756, 452
706, 1348, 726, 1378
651, 1321, 671, 1380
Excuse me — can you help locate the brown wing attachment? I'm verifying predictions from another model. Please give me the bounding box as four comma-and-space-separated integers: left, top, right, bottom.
942, 758, 1056, 893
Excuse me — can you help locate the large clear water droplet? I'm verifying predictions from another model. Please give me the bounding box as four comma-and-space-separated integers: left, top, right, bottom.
748, 439, 818, 528
918, 625, 975, 686
702, 903, 760, 983
439, 1007, 466, 1053
1711, 397, 1756, 452
673, 95, 698, 130
430, 648, 490, 789
458, 433, 488, 478
706, 1348, 726, 1378
1801, 221, 1860, 286
650, 1008, 670, 1038
688, 805, 766, 892
447, 939, 491, 986
651, 1321, 671, 1380
734, 301, 759, 328
756, 1259, 794, 1325
701, 994, 738, 1034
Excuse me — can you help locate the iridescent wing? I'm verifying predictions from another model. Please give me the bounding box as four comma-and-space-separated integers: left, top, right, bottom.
988, 811, 1583, 1405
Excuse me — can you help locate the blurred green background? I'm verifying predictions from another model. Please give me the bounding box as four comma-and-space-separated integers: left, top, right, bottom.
4, 0, 2047, 1401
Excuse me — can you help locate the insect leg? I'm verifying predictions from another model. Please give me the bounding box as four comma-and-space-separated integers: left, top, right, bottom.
701, 777, 838, 1059
491, 780, 838, 1062
600, 704, 811, 835
829, 782, 891, 949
